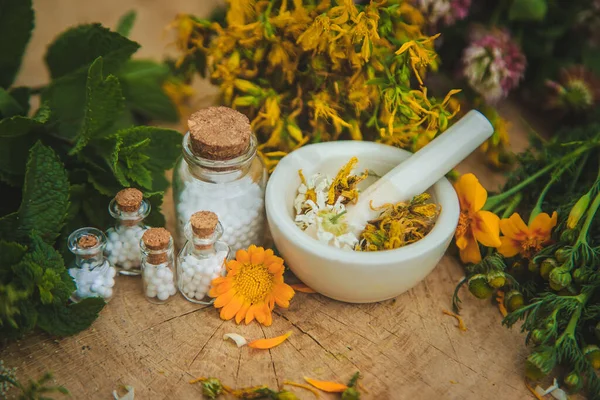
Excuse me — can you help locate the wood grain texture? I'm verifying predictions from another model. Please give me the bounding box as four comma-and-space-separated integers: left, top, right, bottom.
2, 1, 543, 398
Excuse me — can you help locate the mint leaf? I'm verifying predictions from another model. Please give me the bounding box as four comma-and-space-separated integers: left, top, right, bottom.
509, 0, 548, 21
0, 142, 70, 244
0, 241, 27, 281
41, 72, 88, 140
0, 112, 48, 138
70, 57, 125, 155
37, 297, 105, 337
0, 0, 34, 88
116, 10, 137, 37
0, 293, 37, 339
144, 191, 166, 227
0, 87, 24, 117
9, 86, 31, 115
45, 23, 140, 79
117, 60, 178, 122
0, 132, 38, 185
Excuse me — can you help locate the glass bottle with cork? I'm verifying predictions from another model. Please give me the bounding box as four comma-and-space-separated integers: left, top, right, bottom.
105, 188, 150, 276
140, 227, 177, 304
173, 106, 267, 252
67, 227, 116, 302
178, 211, 230, 304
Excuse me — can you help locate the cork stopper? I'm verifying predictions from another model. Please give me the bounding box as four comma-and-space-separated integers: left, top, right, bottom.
191, 211, 219, 238
78, 235, 98, 249
142, 228, 171, 264
115, 188, 143, 212
187, 106, 251, 160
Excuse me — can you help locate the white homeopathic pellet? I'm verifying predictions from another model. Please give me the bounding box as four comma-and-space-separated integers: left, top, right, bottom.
69, 260, 116, 301
106, 226, 145, 271
142, 262, 177, 301
178, 250, 227, 301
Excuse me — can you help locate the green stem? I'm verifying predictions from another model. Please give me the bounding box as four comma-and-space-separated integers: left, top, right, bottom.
330, 210, 347, 224
568, 152, 590, 193
576, 189, 600, 245
502, 193, 522, 219
529, 164, 572, 225
484, 144, 596, 211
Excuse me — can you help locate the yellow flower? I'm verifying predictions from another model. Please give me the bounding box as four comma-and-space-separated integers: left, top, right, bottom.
209, 245, 295, 326
395, 34, 440, 85
498, 212, 558, 259
162, 79, 194, 118
297, 14, 331, 51
309, 92, 352, 133
454, 173, 501, 264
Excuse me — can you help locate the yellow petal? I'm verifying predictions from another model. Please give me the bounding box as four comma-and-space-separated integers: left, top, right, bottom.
235, 301, 251, 325
250, 246, 265, 264
273, 283, 295, 308
290, 283, 316, 293
454, 173, 487, 212
214, 288, 236, 308
268, 262, 284, 274
220, 294, 244, 320
245, 304, 257, 325
499, 213, 529, 240
459, 235, 481, 264
227, 260, 243, 274
455, 233, 469, 250
248, 331, 292, 349
530, 211, 558, 238
236, 249, 250, 263
497, 236, 521, 258
472, 210, 501, 248
263, 308, 273, 326
304, 378, 348, 393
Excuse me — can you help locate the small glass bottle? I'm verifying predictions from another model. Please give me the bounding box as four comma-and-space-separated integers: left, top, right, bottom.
140, 228, 177, 304
105, 188, 150, 276
67, 227, 116, 302
178, 211, 230, 304
172, 106, 267, 252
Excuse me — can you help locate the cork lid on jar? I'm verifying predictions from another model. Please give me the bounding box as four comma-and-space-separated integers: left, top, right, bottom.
78, 234, 98, 249
115, 188, 143, 212
187, 106, 251, 160
142, 228, 171, 250
190, 211, 219, 238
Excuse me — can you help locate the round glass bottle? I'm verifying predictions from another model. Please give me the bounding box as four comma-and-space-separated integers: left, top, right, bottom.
172, 106, 267, 252
67, 227, 116, 302
178, 211, 230, 304
140, 228, 177, 304
105, 188, 150, 276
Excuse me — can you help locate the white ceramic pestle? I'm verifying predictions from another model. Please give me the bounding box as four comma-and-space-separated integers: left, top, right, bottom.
345, 110, 494, 231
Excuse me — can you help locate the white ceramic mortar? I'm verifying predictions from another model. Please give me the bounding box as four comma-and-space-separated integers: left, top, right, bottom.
266, 141, 460, 303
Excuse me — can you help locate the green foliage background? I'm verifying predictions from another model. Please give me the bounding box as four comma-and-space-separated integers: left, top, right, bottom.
0, 0, 181, 339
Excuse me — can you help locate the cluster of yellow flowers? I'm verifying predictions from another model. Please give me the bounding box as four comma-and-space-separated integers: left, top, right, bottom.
171, 0, 461, 170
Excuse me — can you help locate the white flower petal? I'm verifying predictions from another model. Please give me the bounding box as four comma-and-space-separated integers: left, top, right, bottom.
223, 333, 248, 348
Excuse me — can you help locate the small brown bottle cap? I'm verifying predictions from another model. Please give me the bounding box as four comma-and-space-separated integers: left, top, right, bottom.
191, 211, 218, 238
187, 106, 251, 160
115, 188, 143, 212
78, 235, 98, 249
142, 228, 171, 250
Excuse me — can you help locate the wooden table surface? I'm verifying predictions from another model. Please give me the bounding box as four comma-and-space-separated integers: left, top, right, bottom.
1, 1, 543, 399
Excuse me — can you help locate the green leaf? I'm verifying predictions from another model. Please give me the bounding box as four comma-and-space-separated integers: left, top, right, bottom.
117, 60, 179, 122
45, 23, 140, 80
0, 132, 38, 186
37, 297, 105, 337
9, 86, 31, 115
509, 0, 548, 21
0, 0, 34, 88
41, 72, 88, 140
0, 241, 27, 281
0, 142, 70, 244
0, 113, 48, 138
116, 10, 137, 37
144, 191, 166, 227
70, 57, 125, 154
0, 87, 24, 117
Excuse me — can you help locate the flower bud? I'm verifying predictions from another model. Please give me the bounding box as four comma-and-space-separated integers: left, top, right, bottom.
549, 265, 572, 291
560, 229, 577, 244
201, 378, 224, 399
277, 390, 300, 400
554, 248, 570, 264
572, 268, 586, 284
232, 96, 259, 107
341, 387, 360, 400
525, 350, 554, 380
540, 258, 558, 280
528, 259, 539, 273
233, 79, 263, 95
504, 290, 524, 312
468, 274, 494, 299
530, 329, 545, 345
567, 193, 590, 229
487, 271, 506, 288
563, 371, 581, 392
584, 344, 600, 370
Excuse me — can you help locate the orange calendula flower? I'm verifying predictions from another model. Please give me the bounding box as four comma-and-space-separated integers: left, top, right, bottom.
498, 212, 558, 259
209, 245, 295, 326
454, 173, 501, 264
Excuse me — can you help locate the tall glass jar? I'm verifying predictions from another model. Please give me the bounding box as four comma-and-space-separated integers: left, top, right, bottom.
178, 211, 230, 304
173, 106, 267, 252
105, 188, 150, 276
67, 227, 116, 302
140, 228, 177, 304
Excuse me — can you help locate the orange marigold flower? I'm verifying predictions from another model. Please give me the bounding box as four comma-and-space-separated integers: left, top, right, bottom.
454, 173, 501, 264
498, 212, 558, 259
209, 245, 295, 326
